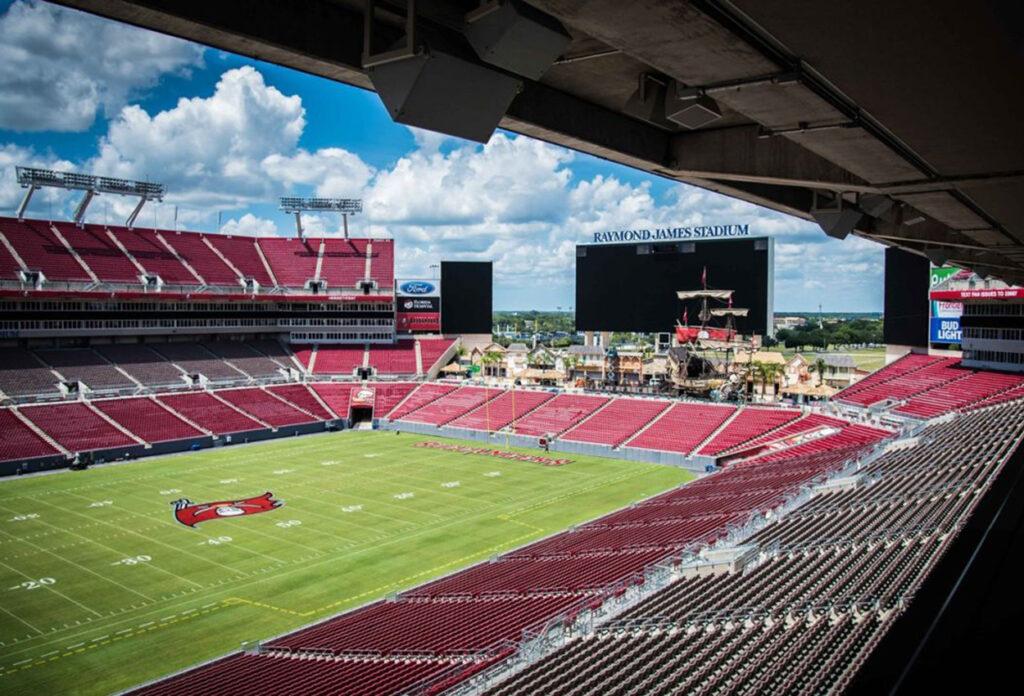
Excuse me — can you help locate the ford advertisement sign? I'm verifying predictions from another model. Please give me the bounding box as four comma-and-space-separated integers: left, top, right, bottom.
399, 280, 437, 295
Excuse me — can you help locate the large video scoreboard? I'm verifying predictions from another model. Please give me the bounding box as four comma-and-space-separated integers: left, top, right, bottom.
575, 237, 773, 335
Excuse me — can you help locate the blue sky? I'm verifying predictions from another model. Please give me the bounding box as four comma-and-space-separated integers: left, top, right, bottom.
0, 0, 884, 311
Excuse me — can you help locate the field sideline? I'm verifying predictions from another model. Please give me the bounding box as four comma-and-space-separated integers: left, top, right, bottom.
0, 430, 692, 695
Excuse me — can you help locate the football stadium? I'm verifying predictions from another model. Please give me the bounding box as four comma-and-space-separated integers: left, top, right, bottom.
2, 1, 1024, 695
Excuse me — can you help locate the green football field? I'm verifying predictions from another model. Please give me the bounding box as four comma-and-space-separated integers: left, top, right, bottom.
0, 430, 691, 695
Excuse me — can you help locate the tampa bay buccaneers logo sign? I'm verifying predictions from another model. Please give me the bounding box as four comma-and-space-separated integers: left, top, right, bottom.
171, 492, 283, 527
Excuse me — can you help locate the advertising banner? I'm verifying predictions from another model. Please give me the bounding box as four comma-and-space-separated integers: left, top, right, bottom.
930, 316, 962, 344
396, 279, 441, 333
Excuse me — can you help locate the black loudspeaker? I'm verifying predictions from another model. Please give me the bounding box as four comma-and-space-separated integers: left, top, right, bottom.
665, 82, 722, 130
464, 0, 571, 80
367, 43, 521, 144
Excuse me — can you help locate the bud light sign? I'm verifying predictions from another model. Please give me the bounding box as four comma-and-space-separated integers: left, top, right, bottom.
399, 281, 436, 295
930, 317, 962, 344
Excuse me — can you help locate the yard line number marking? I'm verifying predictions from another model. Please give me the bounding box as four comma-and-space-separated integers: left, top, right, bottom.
9, 578, 55, 591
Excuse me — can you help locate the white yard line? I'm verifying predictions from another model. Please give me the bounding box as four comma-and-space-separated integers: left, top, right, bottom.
0, 558, 102, 619
0, 604, 43, 636
0, 520, 156, 602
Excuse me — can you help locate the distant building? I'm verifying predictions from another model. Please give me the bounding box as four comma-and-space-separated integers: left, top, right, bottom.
774, 316, 807, 330
566, 344, 605, 386
810, 353, 859, 388
505, 343, 529, 376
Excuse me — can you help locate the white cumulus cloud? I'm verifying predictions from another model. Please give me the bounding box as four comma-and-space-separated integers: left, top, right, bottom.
0, 0, 204, 132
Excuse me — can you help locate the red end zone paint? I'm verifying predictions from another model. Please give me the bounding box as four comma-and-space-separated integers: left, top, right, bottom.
171, 492, 283, 527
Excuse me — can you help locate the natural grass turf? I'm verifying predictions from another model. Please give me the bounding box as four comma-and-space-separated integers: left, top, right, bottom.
0, 430, 691, 694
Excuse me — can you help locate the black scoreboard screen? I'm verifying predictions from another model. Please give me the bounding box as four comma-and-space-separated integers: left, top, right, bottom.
575, 238, 773, 335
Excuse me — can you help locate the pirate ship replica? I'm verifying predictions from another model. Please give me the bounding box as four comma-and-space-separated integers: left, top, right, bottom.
670, 268, 757, 398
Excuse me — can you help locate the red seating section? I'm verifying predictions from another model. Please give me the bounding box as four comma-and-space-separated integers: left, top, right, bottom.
157, 392, 262, 435
55, 223, 139, 282
267, 595, 579, 654
257, 238, 318, 287
448, 389, 554, 431
107, 227, 197, 284
386, 383, 457, 420
134, 653, 455, 696
20, 402, 135, 452
401, 386, 499, 425
0, 218, 91, 281
0, 217, 396, 294
970, 383, 1024, 410
215, 388, 315, 427
205, 235, 274, 287
367, 340, 417, 374
697, 407, 800, 455
308, 345, 365, 375
418, 338, 454, 372
93, 398, 203, 443
731, 413, 848, 455
369, 239, 394, 289
511, 393, 610, 436
158, 231, 239, 285
369, 382, 418, 418
267, 384, 334, 420
895, 369, 1024, 418
0, 409, 59, 461
836, 354, 953, 406
562, 398, 670, 447
625, 402, 735, 454
310, 383, 355, 419
319, 239, 367, 289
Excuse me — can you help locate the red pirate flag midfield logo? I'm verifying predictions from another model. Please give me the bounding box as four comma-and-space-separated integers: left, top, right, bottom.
171, 492, 283, 527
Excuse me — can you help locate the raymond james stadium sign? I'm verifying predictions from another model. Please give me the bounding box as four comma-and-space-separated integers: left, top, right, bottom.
591, 224, 750, 243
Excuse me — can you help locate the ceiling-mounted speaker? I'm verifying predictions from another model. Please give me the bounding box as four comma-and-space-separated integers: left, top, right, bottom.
464, 0, 571, 80
664, 81, 722, 130
624, 75, 677, 129
367, 41, 521, 144
811, 191, 863, 240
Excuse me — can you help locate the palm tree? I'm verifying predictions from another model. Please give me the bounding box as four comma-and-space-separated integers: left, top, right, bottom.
810, 357, 828, 386
750, 361, 769, 397
480, 350, 502, 379
562, 355, 579, 381
760, 362, 782, 398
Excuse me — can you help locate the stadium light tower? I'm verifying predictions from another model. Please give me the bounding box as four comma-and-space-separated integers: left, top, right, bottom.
16, 166, 165, 228
279, 197, 363, 239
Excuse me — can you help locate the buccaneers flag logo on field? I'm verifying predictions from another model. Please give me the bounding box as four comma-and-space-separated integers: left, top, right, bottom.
171, 492, 283, 527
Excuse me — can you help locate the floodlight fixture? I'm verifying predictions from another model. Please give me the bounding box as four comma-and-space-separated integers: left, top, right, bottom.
279, 196, 363, 239
16, 166, 165, 228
